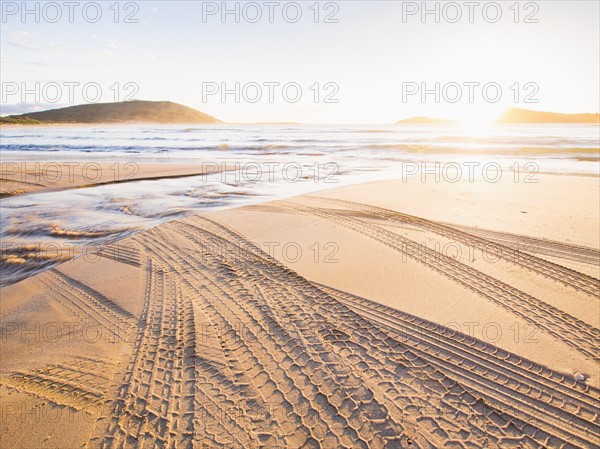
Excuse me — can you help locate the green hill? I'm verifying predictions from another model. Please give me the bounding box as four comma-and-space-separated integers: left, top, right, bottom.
0, 116, 45, 125
3, 101, 220, 124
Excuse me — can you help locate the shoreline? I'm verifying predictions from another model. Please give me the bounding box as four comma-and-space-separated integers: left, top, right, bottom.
1, 168, 599, 286
1, 159, 598, 199
0, 162, 235, 198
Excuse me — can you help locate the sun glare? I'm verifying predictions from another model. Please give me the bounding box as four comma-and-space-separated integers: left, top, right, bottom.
456, 104, 504, 138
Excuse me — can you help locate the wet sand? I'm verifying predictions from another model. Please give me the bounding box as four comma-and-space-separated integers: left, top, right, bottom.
0, 161, 229, 198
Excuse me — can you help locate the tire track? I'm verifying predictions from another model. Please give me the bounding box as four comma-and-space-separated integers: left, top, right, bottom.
34, 269, 137, 343
121, 248, 260, 448
161, 216, 561, 448
2, 358, 111, 412
307, 196, 600, 296
172, 220, 446, 446
449, 223, 600, 266
276, 200, 600, 362
318, 283, 600, 448
52, 269, 136, 320
96, 243, 142, 268
190, 298, 268, 449
140, 229, 368, 448
87, 259, 197, 449
191, 216, 600, 448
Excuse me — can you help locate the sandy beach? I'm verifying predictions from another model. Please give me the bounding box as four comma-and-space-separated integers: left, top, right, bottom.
1, 170, 598, 449
2, 0, 599, 446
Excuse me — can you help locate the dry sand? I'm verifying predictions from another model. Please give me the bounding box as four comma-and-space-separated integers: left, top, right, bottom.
1, 172, 599, 448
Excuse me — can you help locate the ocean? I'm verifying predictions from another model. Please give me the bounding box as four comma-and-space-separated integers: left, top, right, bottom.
1, 123, 598, 285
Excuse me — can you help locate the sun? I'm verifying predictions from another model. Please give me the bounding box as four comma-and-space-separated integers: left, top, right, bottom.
455, 104, 505, 138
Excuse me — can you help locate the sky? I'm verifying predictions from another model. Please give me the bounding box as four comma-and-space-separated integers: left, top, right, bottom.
1, 0, 599, 124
